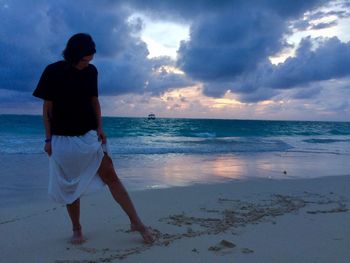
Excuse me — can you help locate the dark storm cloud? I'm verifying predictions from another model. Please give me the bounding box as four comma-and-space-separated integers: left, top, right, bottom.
291, 7, 350, 32
0, 0, 191, 103
231, 36, 350, 102
127, 0, 328, 21
163, 0, 350, 102
0, 0, 133, 92
0, 0, 348, 109
309, 10, 350, 20
310, 20, 338, 30
238, 87, 278, 103
125, 0, 233, 21
177, 7, 287, 82
267, 37, 350, 89
292, 19, 339, 31
292, 20, 311, 31
0, 0, 54, 93
147, 56, 195, 95
292, 86, 322, 100
172, 0, 329, 98
128, 0, 331, 88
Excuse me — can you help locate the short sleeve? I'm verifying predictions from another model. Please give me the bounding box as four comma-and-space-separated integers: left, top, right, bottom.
32, 66, 54, 101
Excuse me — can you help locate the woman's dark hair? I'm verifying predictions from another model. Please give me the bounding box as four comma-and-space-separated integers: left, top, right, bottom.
62, 33, 96, 65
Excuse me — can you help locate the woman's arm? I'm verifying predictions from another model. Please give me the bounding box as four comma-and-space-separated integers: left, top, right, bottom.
92, 96, 107, 143
43, 101, 53, 156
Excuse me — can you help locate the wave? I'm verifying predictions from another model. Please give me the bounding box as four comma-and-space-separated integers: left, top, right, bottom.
192, 132, 217, 138
106, 137, 293, 155
1, 115, 350, 156
0, 137, 293, 155
329, 129, 350, 135
303, 138, 350, 144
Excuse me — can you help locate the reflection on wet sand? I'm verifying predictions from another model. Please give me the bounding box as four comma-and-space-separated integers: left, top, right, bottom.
115, 152, 349, 190
160, 155, 244, 185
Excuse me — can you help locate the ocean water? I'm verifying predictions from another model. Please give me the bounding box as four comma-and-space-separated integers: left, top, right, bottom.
1, 115, 350, 156
1, 115, 350, 207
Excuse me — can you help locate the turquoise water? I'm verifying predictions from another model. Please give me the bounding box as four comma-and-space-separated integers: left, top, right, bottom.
1, 114, 350, 207
2, 115, 350, 137
1, 114, 350, 155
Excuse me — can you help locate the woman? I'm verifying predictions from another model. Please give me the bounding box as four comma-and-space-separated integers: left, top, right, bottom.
33, 33, 153, 244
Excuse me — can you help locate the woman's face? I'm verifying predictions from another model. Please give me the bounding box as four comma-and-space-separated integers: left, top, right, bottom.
76, 54, 94, 69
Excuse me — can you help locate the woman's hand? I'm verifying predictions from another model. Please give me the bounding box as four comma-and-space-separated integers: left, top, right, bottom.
44, 141, 52, 156
97, 128, 107, 144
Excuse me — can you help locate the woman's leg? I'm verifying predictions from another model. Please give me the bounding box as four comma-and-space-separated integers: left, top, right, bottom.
66, 198, 85, 244
98, 154, 154, 243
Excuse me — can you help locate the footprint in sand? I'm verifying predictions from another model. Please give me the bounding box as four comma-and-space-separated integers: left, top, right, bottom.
208, 239, 236, 253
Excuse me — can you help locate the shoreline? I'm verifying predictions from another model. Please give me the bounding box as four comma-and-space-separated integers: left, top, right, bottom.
1, 174, 349, 262
1, 151, 349, 208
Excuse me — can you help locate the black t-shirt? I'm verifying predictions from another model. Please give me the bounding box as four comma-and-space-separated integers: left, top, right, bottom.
33, 61, 98, 136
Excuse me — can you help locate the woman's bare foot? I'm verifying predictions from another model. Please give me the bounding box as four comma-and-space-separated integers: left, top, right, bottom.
130, 223, 154, 244
70, 228, 86, 245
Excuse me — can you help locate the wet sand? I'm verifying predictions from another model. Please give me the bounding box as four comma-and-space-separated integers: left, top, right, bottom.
1, 172, 349, 263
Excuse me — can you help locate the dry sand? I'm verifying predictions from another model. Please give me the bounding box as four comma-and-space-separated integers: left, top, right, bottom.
1, 175, 350, 263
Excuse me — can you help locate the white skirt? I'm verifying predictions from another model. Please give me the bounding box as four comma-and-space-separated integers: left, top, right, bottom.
48, 130, 110, 204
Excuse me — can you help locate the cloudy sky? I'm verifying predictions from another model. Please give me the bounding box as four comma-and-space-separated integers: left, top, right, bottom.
1, 0, 350, 121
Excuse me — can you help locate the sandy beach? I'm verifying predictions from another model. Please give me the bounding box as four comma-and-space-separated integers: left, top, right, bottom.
1, 168, 349, 262
2, 0, 350, 260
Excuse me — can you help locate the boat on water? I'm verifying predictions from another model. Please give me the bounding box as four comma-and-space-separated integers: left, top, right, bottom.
148, 113, 156, 120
